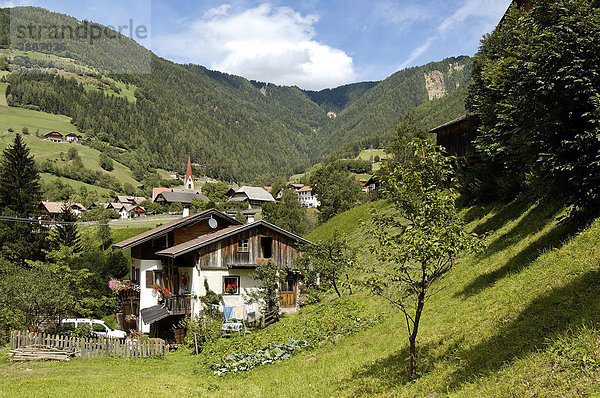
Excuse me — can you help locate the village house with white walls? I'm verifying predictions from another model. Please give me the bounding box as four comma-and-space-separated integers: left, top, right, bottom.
112, 209, 310, 338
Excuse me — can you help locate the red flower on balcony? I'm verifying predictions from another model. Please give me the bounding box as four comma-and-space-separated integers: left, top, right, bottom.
152, 284, 174, 299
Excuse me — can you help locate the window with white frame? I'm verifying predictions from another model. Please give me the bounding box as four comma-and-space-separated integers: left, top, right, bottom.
238, 239, 249, 252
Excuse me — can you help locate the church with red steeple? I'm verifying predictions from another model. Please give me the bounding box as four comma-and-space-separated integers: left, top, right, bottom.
184, 155, 194, 190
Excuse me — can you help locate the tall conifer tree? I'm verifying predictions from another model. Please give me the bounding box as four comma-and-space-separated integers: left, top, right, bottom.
53, 205, 81, 252
0, 134, 41, 216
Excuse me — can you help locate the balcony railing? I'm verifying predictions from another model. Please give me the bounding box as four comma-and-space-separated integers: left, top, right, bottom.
165, 295, 191, 315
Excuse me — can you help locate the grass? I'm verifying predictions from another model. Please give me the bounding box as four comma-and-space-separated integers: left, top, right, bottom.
306, 200, 387, 241
3, 197, 600, 396
0, 132, 138, 187
356, 148, 386, 172
0, 82, 7, 106
39, 173, 112, 197
0, 104, 77, 136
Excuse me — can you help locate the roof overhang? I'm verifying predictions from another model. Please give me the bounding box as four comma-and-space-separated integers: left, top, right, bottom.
156, 220, 312, 258
112, 209, 242, 250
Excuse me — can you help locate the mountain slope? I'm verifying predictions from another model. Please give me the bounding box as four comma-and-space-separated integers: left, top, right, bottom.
0, 7, 471, 181
320, 56, 472, 155
303, 81, 379, 115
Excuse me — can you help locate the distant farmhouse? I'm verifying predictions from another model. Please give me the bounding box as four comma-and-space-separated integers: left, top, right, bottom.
43, 131, 83, 144
296, 186, 320, 208
227, 186, 276, 209
44, 131, 63, 143
39, 201, 87, 220
154, 190, 209, 208
104, 196, 147, 219
106, 203, 146, 220
65, 133, 82, 143
362, 176, 379, 194
275, 182, 320, 209
114, 195, 146, 206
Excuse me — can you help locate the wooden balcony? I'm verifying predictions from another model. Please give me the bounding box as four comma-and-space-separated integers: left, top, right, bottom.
118, 286, 140, 301
164, 295, 191, 315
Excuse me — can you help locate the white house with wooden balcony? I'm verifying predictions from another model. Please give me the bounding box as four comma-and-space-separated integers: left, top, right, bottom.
112, 209, 310, 338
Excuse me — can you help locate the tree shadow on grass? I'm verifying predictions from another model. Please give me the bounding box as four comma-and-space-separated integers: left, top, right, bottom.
446, 269, 600, 392
470, 196, 536, 237
481, 199, 566, 258
457, 204, 578, 298
336, 337, 466, 396
339, 270, 600, 396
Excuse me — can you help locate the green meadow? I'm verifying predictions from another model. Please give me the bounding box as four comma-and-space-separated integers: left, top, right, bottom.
3, 197, 599, 396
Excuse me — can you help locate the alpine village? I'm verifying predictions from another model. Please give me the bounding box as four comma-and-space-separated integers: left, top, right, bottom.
0, 0, 599, 396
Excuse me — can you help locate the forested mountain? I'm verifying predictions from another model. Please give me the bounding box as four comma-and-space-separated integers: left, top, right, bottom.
320, 56, 472, 155
303, 81, 379, 114
0, 7, 470, 182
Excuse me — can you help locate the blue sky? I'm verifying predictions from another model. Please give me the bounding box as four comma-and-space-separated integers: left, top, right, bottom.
2, 0, 511, 89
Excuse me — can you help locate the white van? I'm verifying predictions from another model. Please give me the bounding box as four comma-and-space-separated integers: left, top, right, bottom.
60, 318, 127, 339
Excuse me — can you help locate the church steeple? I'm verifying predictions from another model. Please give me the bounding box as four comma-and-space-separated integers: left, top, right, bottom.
184, 156, 194, 190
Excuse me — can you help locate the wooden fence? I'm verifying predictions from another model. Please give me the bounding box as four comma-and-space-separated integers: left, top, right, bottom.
10, 331, 165, 359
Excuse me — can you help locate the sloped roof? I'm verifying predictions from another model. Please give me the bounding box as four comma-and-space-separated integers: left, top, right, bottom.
428, 113, 474, 134
155, 220, 312, 258
40, 201, 86, 214
141, 305, 171, 324
297, 186, 313, 193
115, 196, 146, 204
155, 191, 209, 205
152, 187, 172, 200
112, 209, 241, 250
231, 186, 275, 202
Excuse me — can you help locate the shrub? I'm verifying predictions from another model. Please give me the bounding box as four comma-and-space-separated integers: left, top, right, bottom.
73, 323, 93, 338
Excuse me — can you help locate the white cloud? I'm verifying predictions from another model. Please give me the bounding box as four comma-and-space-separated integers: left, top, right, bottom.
400, 0, 511, 68
153, 4, 357, 90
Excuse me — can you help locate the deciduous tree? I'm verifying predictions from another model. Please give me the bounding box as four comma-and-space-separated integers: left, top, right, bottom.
365, 139, 482, 379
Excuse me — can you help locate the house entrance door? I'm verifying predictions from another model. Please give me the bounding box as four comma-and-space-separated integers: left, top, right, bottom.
280, 277, 297, 308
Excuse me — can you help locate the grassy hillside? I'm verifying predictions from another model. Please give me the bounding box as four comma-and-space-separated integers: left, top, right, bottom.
2, 197, 599, 396
0, 103, 77, 135
39, 173, 112, 196
0, 132, 138, 187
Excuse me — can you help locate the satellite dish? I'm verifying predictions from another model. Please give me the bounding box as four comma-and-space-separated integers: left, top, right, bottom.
208, 216, 218, 229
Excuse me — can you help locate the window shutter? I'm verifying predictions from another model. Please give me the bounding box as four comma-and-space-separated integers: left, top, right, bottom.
146, 270, 154, 288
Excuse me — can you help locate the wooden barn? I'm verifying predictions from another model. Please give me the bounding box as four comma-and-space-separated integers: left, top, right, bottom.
429, 114, 480, 164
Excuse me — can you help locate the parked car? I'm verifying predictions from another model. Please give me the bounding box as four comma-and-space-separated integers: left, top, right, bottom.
60, 318, 127, 339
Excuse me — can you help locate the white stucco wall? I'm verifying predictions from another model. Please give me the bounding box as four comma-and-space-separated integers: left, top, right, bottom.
193, 268, 262, 315
134, 258, 163, 333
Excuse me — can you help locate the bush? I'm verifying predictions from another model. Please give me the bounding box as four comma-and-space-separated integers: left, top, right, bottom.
179, 315, 222, 354
73, 323, 93, 338
99, 153, 114, 172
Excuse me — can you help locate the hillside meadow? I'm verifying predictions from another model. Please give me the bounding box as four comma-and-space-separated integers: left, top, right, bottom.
2, 197, 599, 396
0, 132, 138, 187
